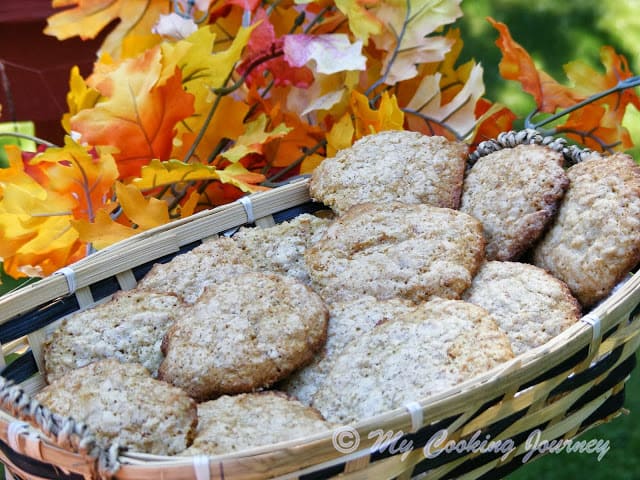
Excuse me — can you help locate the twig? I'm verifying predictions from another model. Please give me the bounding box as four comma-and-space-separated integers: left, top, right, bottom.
262, 139, 326, 186
401, 108, 464, 140
365, 0, 411, 103
0, 132, 57, 148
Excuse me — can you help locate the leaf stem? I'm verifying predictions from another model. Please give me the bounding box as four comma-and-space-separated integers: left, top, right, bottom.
0, 132, 57, 148
365, 0, 411, 103
262, 139, 326, 186
401, 107, 464, 140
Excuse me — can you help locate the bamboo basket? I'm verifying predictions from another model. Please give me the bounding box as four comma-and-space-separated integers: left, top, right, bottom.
0, 130, 639, 480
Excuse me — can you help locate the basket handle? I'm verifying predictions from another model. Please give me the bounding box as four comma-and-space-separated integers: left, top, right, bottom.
469, 129, 595, 166
0, 375, 120, 479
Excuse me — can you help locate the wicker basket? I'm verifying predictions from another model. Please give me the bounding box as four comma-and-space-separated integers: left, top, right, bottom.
0, 131, 639, 480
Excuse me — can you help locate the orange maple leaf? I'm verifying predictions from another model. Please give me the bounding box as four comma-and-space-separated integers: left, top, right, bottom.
46, 0, 168, 59
0, 146, 85, 278
71, 48, 195, 179
29, 137, 119, 222
564, 46, 640, 129
488, 17, 582, 113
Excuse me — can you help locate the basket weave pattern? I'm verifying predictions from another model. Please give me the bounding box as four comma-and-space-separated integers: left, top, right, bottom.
0, 134, 639, 480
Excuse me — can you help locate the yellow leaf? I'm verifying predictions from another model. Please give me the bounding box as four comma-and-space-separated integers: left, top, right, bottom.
300, 153, 325, 174
326, 113, 355, 157
372, 0, 462, 83
179, 191, 201, 219
221, 115, 292, 163
133, 159, 224, 190
45, 0, 168, 59
333, 0, 383, 45
63, 66, 101, 133
351, 91, 405, 138
115, 182, 169, 230
72, 209, 136, 250
216, 163, 269, 193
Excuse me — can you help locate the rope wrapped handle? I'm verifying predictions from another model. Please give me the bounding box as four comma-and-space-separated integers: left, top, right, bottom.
0, 376, 120, 479
469, 129, 595, 166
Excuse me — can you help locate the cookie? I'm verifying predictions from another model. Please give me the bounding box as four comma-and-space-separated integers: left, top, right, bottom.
282, 296, 417, 405
35, 360, 197, 455
136, 236, 253, 304
232, 213, 332, 284
158, 272, 329, 401
312, 298, 514, 424
310, 131, 468, 215
460, 144, 568, 261
305, 202, 485, 303
43, 291, 184, 382
533, 153, 640, 306
182, 392, 333, 456
463, 261, 581, 355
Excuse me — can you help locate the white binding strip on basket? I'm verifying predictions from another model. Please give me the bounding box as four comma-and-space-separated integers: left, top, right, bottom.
581, 312, 603, 357
54, 266, 77, 294
404, 401, 423, 433
238, 195, 255, 224
192, 455, 210, 480
7, 421, 42, 461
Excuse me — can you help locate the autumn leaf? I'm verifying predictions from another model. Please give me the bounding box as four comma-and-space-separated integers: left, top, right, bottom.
133, 159, 267, 194
221, 114, 292, 163
115, 182, 169, 230
71, 48, 195, 179
29, 137, 119, 222
559, 103, 633, 151
405, 63, 485, 139
469, 98, 517, 147
352, 90, 405, 138
63, 66, 102, 133
564, 46, 640, 129
161, 25, 254, 161
283, 34, 367, 75
238, 11, 313, 88
371, 0, 462, 84
46, 0, 168, 59
0, 146, 84, 278
326, 111, 356, 156
332, 0, 383, 45
72, 208, 136, 250
488, 17, 582, 113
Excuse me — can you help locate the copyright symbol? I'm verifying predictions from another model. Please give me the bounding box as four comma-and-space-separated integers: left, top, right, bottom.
332, 426, 360, 454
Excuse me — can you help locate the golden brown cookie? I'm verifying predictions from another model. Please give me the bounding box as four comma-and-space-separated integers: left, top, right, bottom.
43, 290, 184, 382
463, 261, 581, 355
182, 392, 333, 456
233, 213, 332, 284
310, 130, 468, 215
460, 144, 568, 261
305, 202, 485, 303
36, 360, 197, 455
312, 298, 514, 424
158, 272, 329, 401
282, 296, 417, 405
136, 236, 253, 304
533, 153, 640, 307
